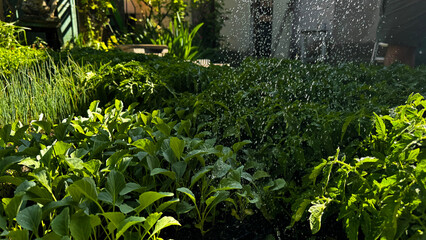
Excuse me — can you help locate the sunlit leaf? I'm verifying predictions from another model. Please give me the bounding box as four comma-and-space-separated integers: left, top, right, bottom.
170, 137, 184, 160
177, 187, 196, 205
308, 202, 327, 234
116, 216, 146, 239
135, 191, 174, 214
150, 216, 180, 237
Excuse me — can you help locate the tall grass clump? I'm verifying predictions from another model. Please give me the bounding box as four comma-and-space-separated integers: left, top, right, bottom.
0, 56, 95, 125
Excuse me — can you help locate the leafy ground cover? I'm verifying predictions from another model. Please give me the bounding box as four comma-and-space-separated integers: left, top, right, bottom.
2, 48, 426, 239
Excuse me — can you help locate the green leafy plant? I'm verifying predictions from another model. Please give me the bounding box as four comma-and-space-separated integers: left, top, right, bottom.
292, 93, 426, 239
0, 98, 269, 238
0, 20, 28, 48
76, 0, 114, 48
151, 14, 203, 60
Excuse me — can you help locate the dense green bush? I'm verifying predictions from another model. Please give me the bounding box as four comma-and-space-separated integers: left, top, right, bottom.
0, 48, 46, 77
293, 93, 426, 239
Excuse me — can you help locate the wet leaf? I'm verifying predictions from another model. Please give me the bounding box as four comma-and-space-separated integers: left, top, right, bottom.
16, 205, 42, 233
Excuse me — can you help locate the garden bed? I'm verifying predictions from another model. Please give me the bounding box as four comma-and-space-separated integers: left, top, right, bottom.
1, 48, 426, 239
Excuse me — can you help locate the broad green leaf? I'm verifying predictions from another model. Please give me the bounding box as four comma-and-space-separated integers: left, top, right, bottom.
253, 170, 270, 180
26, 185, 54, 204
309, 160, 327, 185
206, 191, 229, 210
379, 196, 400, 240
53, 141, 71, 157
178, 119, 191, 136
30, 169, 52, 194
407, 148, 420, 162
0, 215, 6, 230
106, 149, 129, 168
53, 123, 69, 141
162, 146, 175, 163
176, 201, 195, 214
115, 99, 124, 112
89, 215, 101, 228
151, 168, 176, 180
139, 112, 150, 125
118, 204, 134, 214
116, 216, 146, 239
0, 175, 24, 186
98, 191, 113, 205
150, 216, 180, 237
183, 149, 210, 162
215, 178, 242, 191
156, 198, 180, 212
345, 213, 360, 240
70, 212, 91, 240
67, 178, 98, 204
190, 166, 213, 188
171, 161, 187, 179
41, 231, 66, 240
232, 140, 251, 153
271, 179, 287, 191
14, 180, 36, 195
211, 160, 231, 179
360, 211, 372, 239
177, 187, 196, 205
32, 120, 52, 134
415, 159, 426, 187
146, 155, 160, 171
19, 157, 40, 169
40, 146, 54, 168
89, 100, 100, 112
340, 114, 354, 143
156, 123, 171, 136
132, 139, 156, 156
4, 192, 24, 219
308, 202, 327, 234
102, 212, 125, 231
0, 156, 23, 174
71, 148, 90, 159
120, 182, 143, 196
0, 124, 11, 143
16, 205, 42, 233
170, 137, 185, 160
64, 158, 85, 170
51, 208, 69, 236
143, 212, 162, 233
135, 191, 174, 214
82, 159, 101, 175
380, 175, 397, 189
41, 197, 73, 218
291, 199, 311, 226
7, 229, 29, 240
106, 170, 126, 205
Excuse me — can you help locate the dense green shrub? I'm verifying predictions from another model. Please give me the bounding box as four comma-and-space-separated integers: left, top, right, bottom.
0, 48, 46, 77
293, 93, 426, 239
